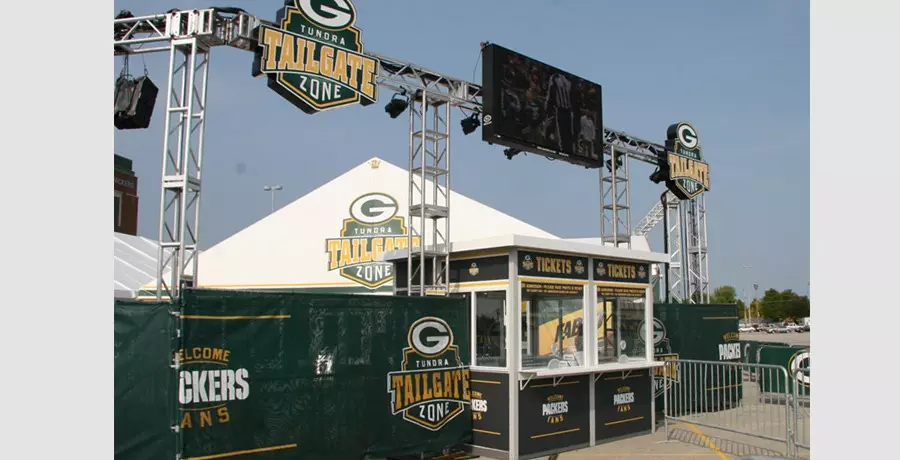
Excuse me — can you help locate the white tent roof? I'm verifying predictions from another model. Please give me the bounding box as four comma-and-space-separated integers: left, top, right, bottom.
114, 233, 162, 300
195, 157, 558, 293
117, 232, 199, 301
564, 235, 653, 253
123, 157, 666, 297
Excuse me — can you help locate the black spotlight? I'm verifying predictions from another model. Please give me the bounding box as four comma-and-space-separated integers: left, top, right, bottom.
605, 150, 625, 172
384, 92, 409, 119
649, 163, 671, 184
460, 113, 481, 135
503, 147, 522, 160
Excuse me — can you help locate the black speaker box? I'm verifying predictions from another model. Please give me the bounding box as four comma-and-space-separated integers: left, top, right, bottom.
114, 76, 159, 130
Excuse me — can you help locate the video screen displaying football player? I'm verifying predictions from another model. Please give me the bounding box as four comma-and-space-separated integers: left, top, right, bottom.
496, 52, 601, 161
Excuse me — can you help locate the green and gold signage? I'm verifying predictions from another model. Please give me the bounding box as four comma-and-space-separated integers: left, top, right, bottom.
325, 193, 420, 289
387, 316, 471, 431
253, 0, 379, 114
177, 347, 251, 430
518, 251, 589, 280
593, 258, 651, 284
518, 377, 590, 455
663, 122, 710, 200
469, 372, 509, 451
594, 373, 652, 441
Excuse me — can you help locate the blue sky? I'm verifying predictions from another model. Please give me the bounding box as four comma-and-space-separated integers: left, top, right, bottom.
114, 0, 809, 300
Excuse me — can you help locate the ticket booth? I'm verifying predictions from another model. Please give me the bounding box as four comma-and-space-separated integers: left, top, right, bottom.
385, 234, 669, 460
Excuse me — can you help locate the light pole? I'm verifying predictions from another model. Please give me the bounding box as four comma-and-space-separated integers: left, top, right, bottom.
742, 265, 752, 323
753, 282, 759, 322
263, 184, 283, 213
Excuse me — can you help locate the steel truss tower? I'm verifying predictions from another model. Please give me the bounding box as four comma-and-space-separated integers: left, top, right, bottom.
633, 193, 709, 303
600, 146, 632, 249
662, 192, 686, 302
406, 91, 451, 296
684, 195, 710, 303
369, 53, 481, 297
113, 8, 709, 301
154, 38, 210, 302
115, 10, 227, 301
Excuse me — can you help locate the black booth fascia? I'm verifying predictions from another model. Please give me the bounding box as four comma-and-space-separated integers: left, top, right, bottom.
393, 252, 510, 291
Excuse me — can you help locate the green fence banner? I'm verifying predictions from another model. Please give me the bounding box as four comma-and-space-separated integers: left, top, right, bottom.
740, 339, 794, 366
755, 345, 810, 395
178, 289, 472, 460
115, 301, 177, 460
115, 290, 472, 460
652, 304, 742, 415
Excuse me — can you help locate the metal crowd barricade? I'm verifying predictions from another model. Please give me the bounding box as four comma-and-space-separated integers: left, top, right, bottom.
790, 367, 810, 453
662, 359, 795, 457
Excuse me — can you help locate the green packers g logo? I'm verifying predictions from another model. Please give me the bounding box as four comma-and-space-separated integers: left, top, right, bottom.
253, 0, 379, 114
664, 121, 710, 200
676, 123, 699, 150
387, 317, 471, 431
790, 350, 810, 388
325, 193, 420, 289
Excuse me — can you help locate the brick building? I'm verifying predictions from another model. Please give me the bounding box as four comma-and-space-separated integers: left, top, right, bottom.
114, 154, 139, 235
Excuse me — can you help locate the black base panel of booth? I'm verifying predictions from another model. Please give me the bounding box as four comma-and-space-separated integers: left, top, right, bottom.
470, 371, 510, 452
595, 371, 653, 441
518, 376, 590, 456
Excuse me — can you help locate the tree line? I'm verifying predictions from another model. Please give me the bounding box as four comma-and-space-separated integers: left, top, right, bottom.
666, 285, 810, 322
701, 285, 810, 322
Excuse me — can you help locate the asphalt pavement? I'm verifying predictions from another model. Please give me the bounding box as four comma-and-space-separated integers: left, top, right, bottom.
739, 332, 810, 347
529, 419, 809, 460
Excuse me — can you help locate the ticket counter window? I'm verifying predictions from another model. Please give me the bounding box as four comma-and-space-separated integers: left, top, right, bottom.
520, 284, 585, 370
597, 295, 646, 363
474, 291, 506, 367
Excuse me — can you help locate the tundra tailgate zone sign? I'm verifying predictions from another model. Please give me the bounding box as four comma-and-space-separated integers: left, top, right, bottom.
663, 122, 710, 200
387, 316, 471, 431
253, 0, 379, 114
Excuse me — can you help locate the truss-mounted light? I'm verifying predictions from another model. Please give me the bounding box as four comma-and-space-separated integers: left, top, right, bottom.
384, 91, 409, 119
605, 150, 625, 172
504, 147, 522, 160
460, 112, 481, 135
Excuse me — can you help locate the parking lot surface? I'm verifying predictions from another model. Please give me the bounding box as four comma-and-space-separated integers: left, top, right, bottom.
739, 332, 810, 347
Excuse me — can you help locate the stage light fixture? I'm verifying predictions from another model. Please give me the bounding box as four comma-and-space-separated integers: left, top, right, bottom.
649, 166, 668, 184
504, 147, 522, 160
384, 92, 409, 119
605, 151, 625, 172
460, 113, 480, 135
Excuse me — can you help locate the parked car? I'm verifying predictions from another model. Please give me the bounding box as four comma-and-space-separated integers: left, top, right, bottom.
739, 324, 756, 332
785, 323, 803, 333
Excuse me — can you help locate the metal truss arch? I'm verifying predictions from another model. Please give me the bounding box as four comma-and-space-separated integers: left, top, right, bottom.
113, 7, 711, 301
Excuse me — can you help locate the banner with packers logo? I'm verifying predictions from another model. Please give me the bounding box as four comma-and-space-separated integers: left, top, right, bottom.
652, 303, 743, 415
754, 345, 810, 395
115, 289, 471, 460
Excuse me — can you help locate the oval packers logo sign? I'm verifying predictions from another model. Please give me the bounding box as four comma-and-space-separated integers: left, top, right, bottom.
790, 350, 810, 388
387, 317, 471, 431
663, 121, 710, 200
253, 0, 379, 114
325, 193, 420, 289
